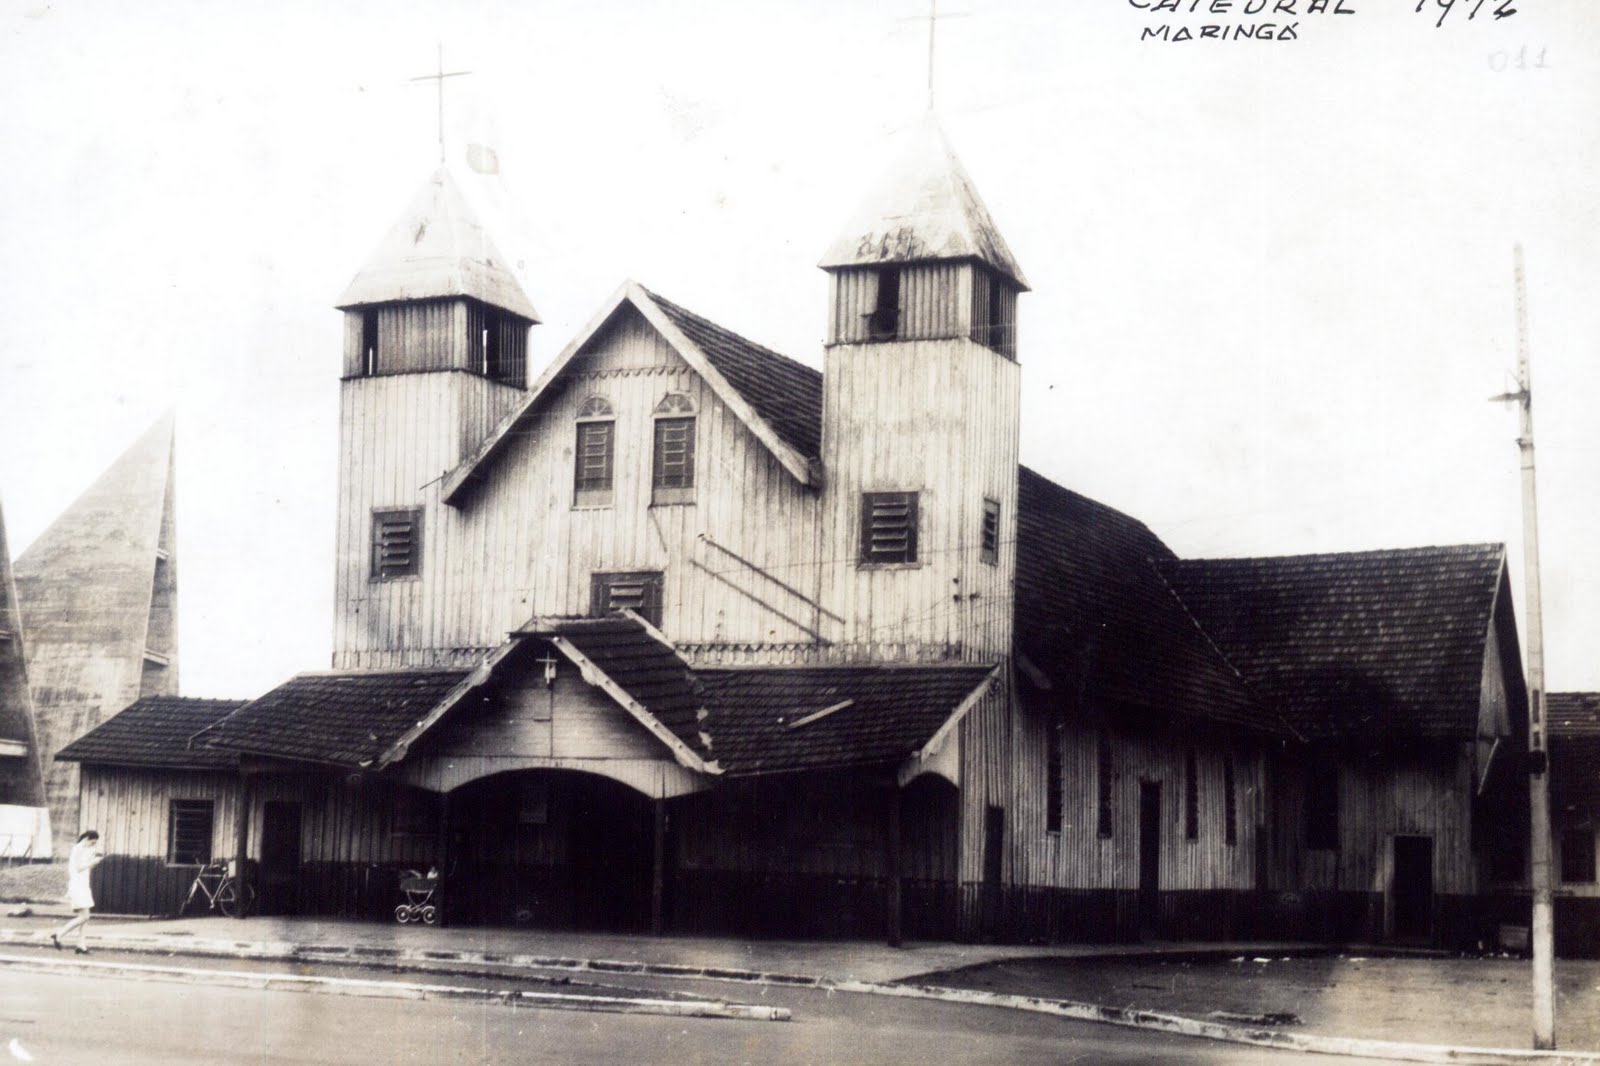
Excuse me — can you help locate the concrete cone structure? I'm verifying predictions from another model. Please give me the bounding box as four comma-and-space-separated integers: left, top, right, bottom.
14, 414, 178, 838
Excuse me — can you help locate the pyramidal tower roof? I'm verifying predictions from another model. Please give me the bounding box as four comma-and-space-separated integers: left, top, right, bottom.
820, 115, 1029, 290
14, 413, 178, 836
0, 498, 47, 812
337, 166, 541, 322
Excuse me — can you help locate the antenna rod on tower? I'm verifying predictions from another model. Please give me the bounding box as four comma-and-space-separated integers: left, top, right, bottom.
1492, 243, 1556, 1050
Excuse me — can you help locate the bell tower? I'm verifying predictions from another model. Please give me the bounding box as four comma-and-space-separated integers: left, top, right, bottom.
818, 116, 1028, 661
332, 167, 538, 668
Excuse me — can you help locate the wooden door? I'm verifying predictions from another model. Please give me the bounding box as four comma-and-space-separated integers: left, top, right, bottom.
1139, 783, 1162, 934
260, 801, 302, 916
1392, 835, 1434, 941
980, 805, 1005, 939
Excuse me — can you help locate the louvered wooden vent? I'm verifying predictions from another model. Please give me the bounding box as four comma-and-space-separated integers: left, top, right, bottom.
860, 492, 919, 565
371, 509, 422, 580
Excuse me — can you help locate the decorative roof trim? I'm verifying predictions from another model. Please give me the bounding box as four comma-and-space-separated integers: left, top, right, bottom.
546, 633, 720, 775
440, 281, 816, 505
899, 663, 1001, 777
370, 639, 525, 770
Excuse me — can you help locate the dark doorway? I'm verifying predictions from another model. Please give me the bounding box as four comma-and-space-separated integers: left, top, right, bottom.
260, 801, 302, 915
1392, 835, 1434, 941
449, 772, 653, 930
1139, 782, 1162, 935
980, 805, 1005, 939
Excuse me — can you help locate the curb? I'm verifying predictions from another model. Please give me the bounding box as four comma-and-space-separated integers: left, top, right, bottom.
1, 930, 1594, 1063
0, 951, 789, 1022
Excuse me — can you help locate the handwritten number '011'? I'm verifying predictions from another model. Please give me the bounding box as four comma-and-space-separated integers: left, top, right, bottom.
1417, 0, 1518, 27
1488, 46, 1549, 72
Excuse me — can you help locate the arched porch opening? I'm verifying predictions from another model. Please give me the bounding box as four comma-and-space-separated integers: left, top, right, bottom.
900, 771, 962, 939
446, 768, 661, 931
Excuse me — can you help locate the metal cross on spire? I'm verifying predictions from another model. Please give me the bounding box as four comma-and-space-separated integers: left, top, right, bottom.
901, 0, 970, 112
410, 44, 473, 164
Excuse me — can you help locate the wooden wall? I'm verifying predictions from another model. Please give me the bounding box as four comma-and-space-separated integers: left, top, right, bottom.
1270, 743, 1477, 897
1003, 706, 1266, 892
820, 336, 1020, 662
334, 304, 829, 669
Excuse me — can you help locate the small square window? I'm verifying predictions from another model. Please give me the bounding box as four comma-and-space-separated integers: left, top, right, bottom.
860, 492, 919, 565
981, 498, 1000, 565
371, 509, 422, 580
168, 799, 214, 865
591, 571, 664, 628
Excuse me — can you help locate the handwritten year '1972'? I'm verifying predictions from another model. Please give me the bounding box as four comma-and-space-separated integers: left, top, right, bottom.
1418, 0, 1518, 28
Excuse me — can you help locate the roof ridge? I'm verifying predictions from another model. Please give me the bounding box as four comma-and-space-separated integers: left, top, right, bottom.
1175, 542, 1506, 566
1146, 557, 1302, 742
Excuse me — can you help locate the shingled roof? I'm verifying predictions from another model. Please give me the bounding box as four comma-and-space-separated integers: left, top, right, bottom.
198, 670, 470, 768
55, 696, 246, 770
515, 614, 710, 764
1014, 467, 1276, 735
1164, 544, 1510, 741
696, 664, 996, 777
641, 288, 824, 463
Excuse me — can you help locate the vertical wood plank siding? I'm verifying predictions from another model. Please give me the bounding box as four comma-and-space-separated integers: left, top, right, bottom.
335, 304, 835, 669
1272, 743, 1477, 897
1006, 712, 1266, 892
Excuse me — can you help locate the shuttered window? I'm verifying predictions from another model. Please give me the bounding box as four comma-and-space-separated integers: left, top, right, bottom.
575, 421, 614, 493
652, 418, 696, 490
859, 492, 919, 565
168, 799, 214, 865
591, 571, 664, 628
1045, 721, 1064, 834
981, 498, 1000, 565
1561, 828, 1596, 884
1307, 760, 1339, 850
1223, 757, 1238, 846
371, 509, 422, 580
1096, 733, 1114, 839
1184, 749, 1200, 841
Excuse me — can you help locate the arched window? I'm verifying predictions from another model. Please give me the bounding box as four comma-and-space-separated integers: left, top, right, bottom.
651, 393, 696, 503
574, 397, 615, 506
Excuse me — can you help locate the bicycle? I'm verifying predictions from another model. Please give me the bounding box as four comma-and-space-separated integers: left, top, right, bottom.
180, 859, 256, 917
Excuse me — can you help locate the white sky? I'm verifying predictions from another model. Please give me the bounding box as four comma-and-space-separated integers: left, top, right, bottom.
1, 0, 1596, 698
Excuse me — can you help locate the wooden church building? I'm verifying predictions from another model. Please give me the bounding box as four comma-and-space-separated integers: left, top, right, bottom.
58, 119, 1533, 948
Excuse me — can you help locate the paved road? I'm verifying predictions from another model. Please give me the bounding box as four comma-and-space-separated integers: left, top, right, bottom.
0, 965, 1404, 1065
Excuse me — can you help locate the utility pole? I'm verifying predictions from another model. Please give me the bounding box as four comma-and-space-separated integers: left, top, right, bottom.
1491, 243, 1555, 1049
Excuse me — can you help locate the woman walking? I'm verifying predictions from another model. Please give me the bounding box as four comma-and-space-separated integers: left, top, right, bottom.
50, 830, 104, 955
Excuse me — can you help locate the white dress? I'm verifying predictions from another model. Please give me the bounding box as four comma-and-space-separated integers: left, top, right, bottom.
65, 840, 101, 910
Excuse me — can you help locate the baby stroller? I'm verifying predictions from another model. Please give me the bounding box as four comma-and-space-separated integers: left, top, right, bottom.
394, 867, 441, 925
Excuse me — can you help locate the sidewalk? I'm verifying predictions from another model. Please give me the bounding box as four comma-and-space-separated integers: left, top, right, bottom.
2, 906, 1596, 1062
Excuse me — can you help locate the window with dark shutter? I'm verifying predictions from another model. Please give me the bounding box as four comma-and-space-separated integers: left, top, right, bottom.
1096, 733, 1114, 839
1561, 827, 1596, 884
574, 397, 615, 505
859, 492, 919, 565
1046, 721, 1064, 834
651, 394, 696, 503
1224, 756, 1238, 846
1184, 749, 1200, 841
371, 509, 422, 580
865, 266, 901, 341
168, 799, 214, 865
361, 308, 379, 375
1306, 759, 1339, 850
591, 571, 664, 628
981, 498, 1000, 565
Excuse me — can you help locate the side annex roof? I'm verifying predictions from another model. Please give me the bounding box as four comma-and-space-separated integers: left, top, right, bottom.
440, 281, 823, 504
56, 696, 248, 770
